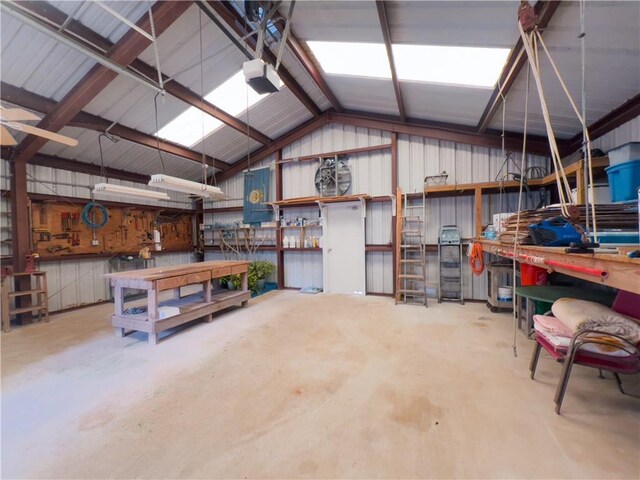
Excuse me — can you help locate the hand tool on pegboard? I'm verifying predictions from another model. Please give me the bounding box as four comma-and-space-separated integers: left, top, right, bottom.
46, 245, 71, 254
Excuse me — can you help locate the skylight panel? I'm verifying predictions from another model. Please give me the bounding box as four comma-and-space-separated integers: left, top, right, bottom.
307, 41, 392, 79
157, 71, 269, 147
392, 45, 510, 88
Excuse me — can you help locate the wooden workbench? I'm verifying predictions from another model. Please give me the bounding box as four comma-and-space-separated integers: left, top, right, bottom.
104, 261, 250, 344
478, 239, 640, 294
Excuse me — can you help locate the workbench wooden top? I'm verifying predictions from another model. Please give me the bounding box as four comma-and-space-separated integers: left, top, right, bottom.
103, 260, 249, 281
477, 239, 640, 293
478, 239, 640, 265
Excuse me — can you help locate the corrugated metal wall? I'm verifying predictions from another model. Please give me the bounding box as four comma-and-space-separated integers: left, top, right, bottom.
591, 116, 640, 152
207, 123, 553, 299
0, 160, 196, 312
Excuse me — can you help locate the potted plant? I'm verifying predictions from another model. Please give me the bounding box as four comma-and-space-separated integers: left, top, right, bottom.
248, 261, 276, 293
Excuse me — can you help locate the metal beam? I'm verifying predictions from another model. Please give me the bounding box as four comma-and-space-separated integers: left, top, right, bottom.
1, 82, 230, 172
13, 1, 273, 146
376, 1, 405, 121
2, 149, 151, 184
12, 0, 191, 166
204, 0, 321, 117
476, 0, 560, 133
272, 8, 342, 112
330, 111, 556, 156
215, 113, 330, 183
566, 93, 640, 154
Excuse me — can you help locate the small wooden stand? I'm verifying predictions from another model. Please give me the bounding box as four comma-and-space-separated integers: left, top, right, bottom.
1, 271, 49, 333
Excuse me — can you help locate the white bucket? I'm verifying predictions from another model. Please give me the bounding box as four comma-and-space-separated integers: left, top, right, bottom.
497, 286, 513, 302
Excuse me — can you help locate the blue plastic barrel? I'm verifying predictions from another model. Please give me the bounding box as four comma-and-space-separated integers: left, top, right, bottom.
605, 159, 640, 202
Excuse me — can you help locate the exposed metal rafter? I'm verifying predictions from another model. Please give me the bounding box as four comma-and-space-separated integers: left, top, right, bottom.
12, 0, 273, 146
566, 93, 640, 154
203, 0, 321, 117
476, 0, 561, 133
0, 82, 230, 172
1, 147, 150, 184
271, 8, 342, 112
11, 0, 191, 166
375, 1, 405, 122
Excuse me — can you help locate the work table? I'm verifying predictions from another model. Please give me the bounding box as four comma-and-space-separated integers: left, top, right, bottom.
104, 260, 250, 344
478, 239, 640, 294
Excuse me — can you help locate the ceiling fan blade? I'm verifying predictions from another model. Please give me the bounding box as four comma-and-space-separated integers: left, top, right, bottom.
0, 125, 17, 146
0, 107, 41, 122
5, 122, 78, 147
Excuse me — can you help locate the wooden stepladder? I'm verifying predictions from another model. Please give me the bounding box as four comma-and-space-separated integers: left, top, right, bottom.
395, 187, 428, 307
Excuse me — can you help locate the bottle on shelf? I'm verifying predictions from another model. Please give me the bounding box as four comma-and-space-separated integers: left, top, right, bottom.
283, 236, 289, 248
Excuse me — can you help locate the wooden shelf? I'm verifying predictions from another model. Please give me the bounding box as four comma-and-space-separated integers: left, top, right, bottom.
269, 194, 371, 208
415, 157, 609, 199
281, 247, 322, 252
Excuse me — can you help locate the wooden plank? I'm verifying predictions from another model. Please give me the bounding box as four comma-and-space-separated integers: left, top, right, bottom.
156, 276, 188, 291
186, 271, 211, 284
475, 188, 483, 238
104, 260, 249, 281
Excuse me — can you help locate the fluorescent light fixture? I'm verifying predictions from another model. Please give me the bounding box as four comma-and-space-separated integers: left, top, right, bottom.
156, 71, 269, 147
307, 41, 391, 79
148, 174, 225, 199
93, 183, 171, 200
392, 44, 510, 88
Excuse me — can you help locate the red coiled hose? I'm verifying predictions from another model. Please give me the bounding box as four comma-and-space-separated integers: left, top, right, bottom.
470, 242, 485, 276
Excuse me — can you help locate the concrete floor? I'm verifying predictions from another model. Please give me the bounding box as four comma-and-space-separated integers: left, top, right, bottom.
1, 290, 639, 479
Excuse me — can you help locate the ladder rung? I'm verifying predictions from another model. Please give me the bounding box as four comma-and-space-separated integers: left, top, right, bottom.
8, 289, 45, 297
402, 230, 420, 234
404, 205, 423, 209
402, 216, 422, 221
400, 259, 422, 263
401, 245, 422, 248
399, 274, 424, 279
403, 233, 422, 237
398, 289, 425, 295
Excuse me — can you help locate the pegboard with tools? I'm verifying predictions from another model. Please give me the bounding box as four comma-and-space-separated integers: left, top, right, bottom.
31, 200, 194, 258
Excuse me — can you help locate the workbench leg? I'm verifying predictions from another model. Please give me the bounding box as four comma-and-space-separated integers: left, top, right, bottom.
1, 278, 10, 333
241, 271, 249, 307
113, 285, 125, 338
147, 288, 159, 345
203, 279, 213, 322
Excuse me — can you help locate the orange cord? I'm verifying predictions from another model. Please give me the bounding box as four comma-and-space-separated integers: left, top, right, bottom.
470, 242, 485, 276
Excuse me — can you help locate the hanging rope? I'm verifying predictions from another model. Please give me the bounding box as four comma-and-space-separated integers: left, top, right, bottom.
511, 62, 532, 358
518, 21, 573, 219
198, 7, 208, 195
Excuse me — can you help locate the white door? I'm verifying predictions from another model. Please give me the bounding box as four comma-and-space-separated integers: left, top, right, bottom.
322, 201, 366, 294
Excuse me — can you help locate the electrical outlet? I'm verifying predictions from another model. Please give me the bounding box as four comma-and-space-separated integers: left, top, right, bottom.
91, 239, 99, 246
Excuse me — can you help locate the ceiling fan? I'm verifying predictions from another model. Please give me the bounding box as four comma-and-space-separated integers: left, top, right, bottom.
0, 106, 78, 147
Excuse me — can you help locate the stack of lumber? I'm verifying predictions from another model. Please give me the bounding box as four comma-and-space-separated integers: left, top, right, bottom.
269, 194, 370, 207
499, 204, 639, 245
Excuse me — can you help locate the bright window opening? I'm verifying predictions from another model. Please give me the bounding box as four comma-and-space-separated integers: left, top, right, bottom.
157, 70, 269, 147
307, 41, 510, 88
392, 44, 510, 88
307, 41, 392, 79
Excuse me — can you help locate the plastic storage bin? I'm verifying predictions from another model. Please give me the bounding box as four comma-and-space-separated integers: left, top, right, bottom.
607, 142, 640, 167
605, 159, 640, 202
520, 263, 548, 286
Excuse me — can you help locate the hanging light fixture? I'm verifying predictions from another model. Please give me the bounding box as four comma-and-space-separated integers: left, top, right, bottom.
148, 174, 224, 198
148, 9, 225, 201
93, 182, 171, 200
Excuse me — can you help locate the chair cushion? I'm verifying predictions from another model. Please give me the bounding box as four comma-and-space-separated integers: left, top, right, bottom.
533, 314, 572, 337
552, 298, 640, 344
